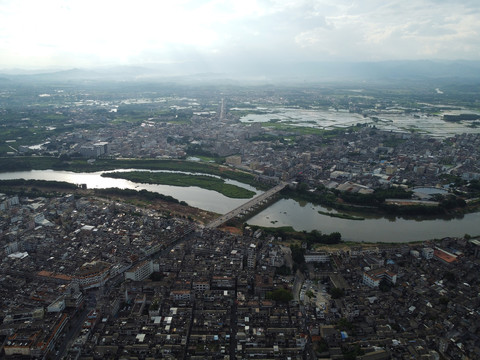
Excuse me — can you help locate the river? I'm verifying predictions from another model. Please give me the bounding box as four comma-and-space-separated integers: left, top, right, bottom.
1, 170, 478, 242
0, 169, 261, 214
246, 198, 480, 243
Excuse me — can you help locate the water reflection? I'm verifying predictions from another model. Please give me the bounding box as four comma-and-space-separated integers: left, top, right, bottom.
240, 108, 480, 137
1, 170, 478, 242
246, 198, 480, 243
0, 169, 261, 214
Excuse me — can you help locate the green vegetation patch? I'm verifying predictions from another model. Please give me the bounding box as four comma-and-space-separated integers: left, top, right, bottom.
317, 210, 365, 220
93, 187, 185, 205
0, 179, 77, 190
282, 183, 477, 219
91, 159, 265, 188
382, 136, 407, 147
102, 171, 256, 199
246, 224, 342, 247
0, 179, 77, 198
443, 113, 480, 122
0, 157, 268, 189
260, 122, 323, 135
266, 288, 293, 303
0, 156, 77, 172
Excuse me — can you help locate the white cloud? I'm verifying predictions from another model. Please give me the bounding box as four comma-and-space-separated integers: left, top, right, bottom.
0, 0, 479, 69
293, 0, 480, 61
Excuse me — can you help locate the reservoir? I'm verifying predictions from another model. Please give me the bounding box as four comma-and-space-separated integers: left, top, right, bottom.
1, 170, 478, 243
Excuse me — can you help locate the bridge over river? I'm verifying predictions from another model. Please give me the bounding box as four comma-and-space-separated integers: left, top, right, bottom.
205, 182, 288, 229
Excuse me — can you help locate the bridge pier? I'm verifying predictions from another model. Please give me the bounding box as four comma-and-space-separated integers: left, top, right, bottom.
205, 182, 288, 229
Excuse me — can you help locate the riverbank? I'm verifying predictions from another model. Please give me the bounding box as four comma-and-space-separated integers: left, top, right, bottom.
245, 197, 480, 243
0, 179, 217, 224
281, 185, 480, 221
2, 166, 479, 243
0, 156, 269, 190
317, 210, 365, 221
243, 223, 435, 248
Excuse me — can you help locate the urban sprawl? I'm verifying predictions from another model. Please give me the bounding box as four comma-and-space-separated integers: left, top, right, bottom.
1, 84, 480, 359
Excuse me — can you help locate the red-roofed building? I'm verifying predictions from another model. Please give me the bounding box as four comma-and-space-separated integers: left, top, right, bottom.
363, 268, 397, 288
434, 248, 458, 264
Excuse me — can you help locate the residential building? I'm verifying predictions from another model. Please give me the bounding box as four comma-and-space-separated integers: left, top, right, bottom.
363, 268, 397, 288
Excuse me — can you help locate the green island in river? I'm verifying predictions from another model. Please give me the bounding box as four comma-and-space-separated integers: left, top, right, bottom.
0, 156, 269, 189
2, 156, 479, 218
317, 210, 365, 220
101, 170, 256, 199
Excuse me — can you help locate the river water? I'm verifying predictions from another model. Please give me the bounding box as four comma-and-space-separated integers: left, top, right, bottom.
0, 169, 261, 214
1, 170, 478, 242
246, 198, 480, 243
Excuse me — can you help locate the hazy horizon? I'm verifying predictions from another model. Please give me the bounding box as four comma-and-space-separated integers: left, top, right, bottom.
1, 0, 479, 73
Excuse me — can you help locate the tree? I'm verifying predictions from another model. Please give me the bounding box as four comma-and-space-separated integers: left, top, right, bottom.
379, 279, 392, 292
327, 232, 342, 244
150, 272, 164, 281
296, 182, 309, 193
440, 195, 466, 209
439, 296, 449, 306
275, 265, 291, 276
329, 287, 345, 299
58, 153, 71, 161
290, 245, 305, 265
337, 318, 354, 331
342, 344, 365, 360
443, 271, 455, 282
267, 288, 293, 303
315, 338, 329, 354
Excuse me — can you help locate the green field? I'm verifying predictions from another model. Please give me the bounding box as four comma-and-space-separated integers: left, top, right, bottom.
102, 171, 256, 199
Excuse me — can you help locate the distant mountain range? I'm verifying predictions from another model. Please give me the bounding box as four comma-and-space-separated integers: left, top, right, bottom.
1, 60, 480, 84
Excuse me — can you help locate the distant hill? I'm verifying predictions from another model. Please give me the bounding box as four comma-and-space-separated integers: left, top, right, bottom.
1, 60, 480, 84
229, 60, 480, 82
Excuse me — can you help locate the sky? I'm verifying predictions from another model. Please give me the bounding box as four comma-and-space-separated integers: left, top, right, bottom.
0, 0, 479, 71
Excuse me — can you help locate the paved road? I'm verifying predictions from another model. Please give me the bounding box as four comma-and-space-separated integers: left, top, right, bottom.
205, 182, 288, 229
293, 270, 305, 302
219, 98, 225, 121
56, 296, 95, 360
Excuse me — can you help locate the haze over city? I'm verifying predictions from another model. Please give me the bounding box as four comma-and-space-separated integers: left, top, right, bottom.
1, 0, 480, 78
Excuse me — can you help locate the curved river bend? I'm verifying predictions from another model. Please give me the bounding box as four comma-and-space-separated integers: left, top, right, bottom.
1, 170, 478, 243
0, 169, 261, 214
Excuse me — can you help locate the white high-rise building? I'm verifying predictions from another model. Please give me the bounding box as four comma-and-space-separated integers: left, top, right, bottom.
247, 243, 256, 269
